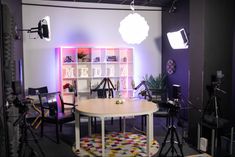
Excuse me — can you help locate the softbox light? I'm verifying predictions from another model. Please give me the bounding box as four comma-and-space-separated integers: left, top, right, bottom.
19, 16, 51, 41
37, 16, 51, 41
167, 28, 188, 49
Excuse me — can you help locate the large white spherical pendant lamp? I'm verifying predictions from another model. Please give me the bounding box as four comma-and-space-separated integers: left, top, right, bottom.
119, 1, 149, 44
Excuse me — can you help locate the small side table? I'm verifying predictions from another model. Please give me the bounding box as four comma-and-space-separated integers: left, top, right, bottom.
197, 121, 234, 156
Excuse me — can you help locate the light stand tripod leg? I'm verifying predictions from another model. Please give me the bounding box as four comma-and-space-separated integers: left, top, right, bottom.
164, 126, 176, 157
170, 127, 176, 156
173, 126, 184, 156
159, 109, 184, 157
19, 134, 26, 157
159, 125, 171, 156
19, 123, 27, 157
163, 126, 180, 157
27, 125, 45, 157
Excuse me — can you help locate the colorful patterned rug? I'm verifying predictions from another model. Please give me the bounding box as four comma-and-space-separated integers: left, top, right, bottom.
73, 132, 159, 157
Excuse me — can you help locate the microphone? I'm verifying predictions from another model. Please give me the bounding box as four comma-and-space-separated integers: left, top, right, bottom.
116, 80, 120, 91
131, 80, 135, 89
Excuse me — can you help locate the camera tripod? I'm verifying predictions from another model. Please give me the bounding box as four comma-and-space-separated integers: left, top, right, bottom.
158, 102, 184, 157
14, 108, 45, 157
202, 84, 226, 128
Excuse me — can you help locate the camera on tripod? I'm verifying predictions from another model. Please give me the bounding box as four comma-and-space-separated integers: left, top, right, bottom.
159, 84, 184, 157
207, 70, 226, 95
211, 71, 223, 88
12, 81, 31, 114
167, 84, 181, 114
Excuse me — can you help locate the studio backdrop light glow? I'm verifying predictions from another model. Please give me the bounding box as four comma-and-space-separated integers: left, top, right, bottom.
119, 1, 149, 44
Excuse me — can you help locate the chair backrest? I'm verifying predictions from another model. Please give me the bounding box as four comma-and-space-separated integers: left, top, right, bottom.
90, 78, 115, 98
38, 92, 60, 118
96, 88, 114, 98
134, 81, 152, 100
28, 86, 48, 95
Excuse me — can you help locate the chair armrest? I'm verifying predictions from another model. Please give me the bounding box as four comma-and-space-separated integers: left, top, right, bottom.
63, 102, 75, 106
39, 91, 60, 97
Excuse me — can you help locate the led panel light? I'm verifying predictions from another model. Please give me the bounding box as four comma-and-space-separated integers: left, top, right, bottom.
167, 28, 188, 49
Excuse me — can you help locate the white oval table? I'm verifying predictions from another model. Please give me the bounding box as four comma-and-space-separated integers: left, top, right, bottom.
75, 98, 158, 156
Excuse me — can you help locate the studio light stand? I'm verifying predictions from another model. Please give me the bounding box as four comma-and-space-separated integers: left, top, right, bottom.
159, 84, 184, 157
198, 72, 229, 156
202, 81, 226, 129
13, 99, 45, 157
158, 100, 184, 157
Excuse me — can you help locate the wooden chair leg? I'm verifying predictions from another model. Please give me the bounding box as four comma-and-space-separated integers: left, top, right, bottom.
94, 117, 97, 132
119, 117, 122, 131
111, 117, 114, 125
41, 119, 44, 137
141, 115, 145, 131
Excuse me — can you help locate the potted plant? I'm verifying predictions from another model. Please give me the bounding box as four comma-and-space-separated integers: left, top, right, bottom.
63, 83, 74, 92
143, 74, 167, 101
77, 52, 87, 62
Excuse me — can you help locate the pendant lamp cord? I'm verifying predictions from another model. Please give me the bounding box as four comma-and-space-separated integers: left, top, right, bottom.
130, 0, 135, 13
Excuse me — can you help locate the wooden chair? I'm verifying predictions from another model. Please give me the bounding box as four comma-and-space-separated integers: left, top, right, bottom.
38, 92, 75, 143
28, 86, 48, 96
27, 86, 48, 129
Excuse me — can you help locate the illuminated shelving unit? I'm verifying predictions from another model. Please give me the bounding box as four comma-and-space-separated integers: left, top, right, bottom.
57, 47, 134, 102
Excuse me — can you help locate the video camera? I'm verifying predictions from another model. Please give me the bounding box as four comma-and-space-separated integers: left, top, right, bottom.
211, 70, 224, 87
13, 97, 31, 114
167, 100, 180, 113
207, 71, 226, 96
167, 84, 181, 114
12, 81, 31, 114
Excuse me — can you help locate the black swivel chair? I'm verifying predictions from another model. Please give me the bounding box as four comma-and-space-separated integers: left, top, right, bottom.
151, 89, 170, 128
133, 81, 170, 131
38, 92, 75, 144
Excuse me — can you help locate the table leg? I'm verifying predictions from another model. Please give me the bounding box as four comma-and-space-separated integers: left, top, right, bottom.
149, 113, 154, 142
75, 111, 80, 150
101, 117, 105, 157
146, 113, 153, 156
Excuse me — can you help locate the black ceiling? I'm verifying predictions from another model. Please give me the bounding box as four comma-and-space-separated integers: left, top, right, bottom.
45, 0, 175, 8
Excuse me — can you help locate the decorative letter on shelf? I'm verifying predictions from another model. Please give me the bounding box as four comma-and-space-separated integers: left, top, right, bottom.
79, 67, 89, 77
64, 67, 75, 78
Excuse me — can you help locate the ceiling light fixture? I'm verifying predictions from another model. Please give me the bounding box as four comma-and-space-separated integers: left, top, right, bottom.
119, 0, 149, 44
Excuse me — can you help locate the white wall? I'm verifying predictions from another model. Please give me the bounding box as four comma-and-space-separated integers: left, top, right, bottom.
22, 0, 162, 92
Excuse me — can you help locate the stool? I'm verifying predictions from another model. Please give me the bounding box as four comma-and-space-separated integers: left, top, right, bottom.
197, 121, 234, 156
